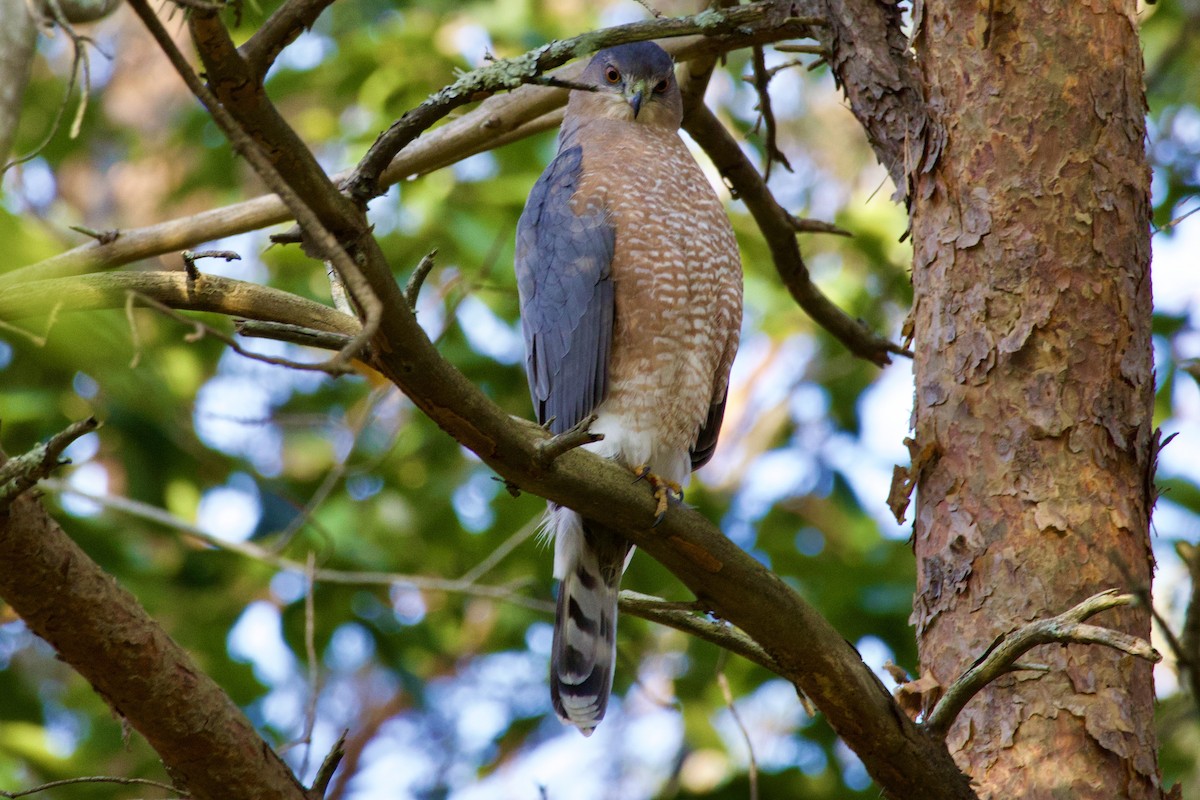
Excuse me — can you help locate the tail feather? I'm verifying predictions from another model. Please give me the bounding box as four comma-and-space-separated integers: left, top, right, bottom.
548, 505, 631, 735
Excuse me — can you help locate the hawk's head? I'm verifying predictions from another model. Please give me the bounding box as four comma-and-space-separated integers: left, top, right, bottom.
576, 42, 682, 130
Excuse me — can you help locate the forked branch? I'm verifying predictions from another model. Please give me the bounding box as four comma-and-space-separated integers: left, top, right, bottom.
923, 589, 1161, 738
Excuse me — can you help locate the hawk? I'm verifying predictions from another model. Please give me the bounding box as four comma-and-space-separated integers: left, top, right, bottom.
515, 42, 743, 735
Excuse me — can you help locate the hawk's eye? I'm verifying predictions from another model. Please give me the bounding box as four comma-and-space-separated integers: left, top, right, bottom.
652, 79, 668, 94
604, 66, 621, 84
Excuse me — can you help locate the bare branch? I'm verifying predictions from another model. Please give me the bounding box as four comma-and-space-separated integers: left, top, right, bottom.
0, 271, 360, 339
0, 775, 185, 799
235, 320, 354, 352
619, 591, 783, 677
748, 45, 791, 180
684, 104, 907, 365
0, 472, 309, 800
717, 663, 759, 800
923, 590, 1161, 738
38, 480, 555, 613
0, 417, 98, 509
306, 729, 347, 800
241, 0, 337, 78
404, 249, 438, 312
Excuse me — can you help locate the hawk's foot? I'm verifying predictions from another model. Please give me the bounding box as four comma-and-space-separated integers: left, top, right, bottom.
632, 465, 683, 526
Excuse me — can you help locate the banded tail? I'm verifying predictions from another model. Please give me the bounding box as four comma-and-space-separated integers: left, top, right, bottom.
548, 505, 632, 735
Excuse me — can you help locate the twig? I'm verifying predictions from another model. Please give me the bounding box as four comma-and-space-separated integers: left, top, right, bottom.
404, 249, 438, 311
1175, 541, 1200, 703
130, 291, 356, 376
37, 480, 554, 613
0, 417, 98, 509
618, 591, 784, 677
295, 553, 321, 776
68, 225, 119, 244
748, 45, 791, 180
181, 249, 241, 281
306, 729, 347, 800
717, 660, 759, 800
773, 43, 824, 55
923, 589, 1161, 738
534, 414, 602, 470
684, 104, 908, 365
0, 775, 185, 799
234, 320, 353, 352
457, 517, 539, 585
788, 214, 851, 236
241, 0, 338, 79
2, 21, 820, 289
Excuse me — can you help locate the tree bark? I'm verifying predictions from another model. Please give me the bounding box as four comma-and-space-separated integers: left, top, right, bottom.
909, 1, 1161, 797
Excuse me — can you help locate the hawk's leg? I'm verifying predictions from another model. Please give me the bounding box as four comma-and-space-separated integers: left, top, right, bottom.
632, 465, 684, 526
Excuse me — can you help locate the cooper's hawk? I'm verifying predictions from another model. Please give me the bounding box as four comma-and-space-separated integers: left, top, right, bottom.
515, 42, 743, 735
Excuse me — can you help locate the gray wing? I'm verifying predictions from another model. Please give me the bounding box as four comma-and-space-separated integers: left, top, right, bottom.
515, 143, 615, 435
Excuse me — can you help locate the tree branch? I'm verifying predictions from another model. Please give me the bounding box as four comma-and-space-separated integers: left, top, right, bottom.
241, 0, 336, 79
344, 0, 817, 203
923, 590, 1161, 739
0, 271, 360, 337
0, 14, 816, 290
619, 591, 783, 677
0, 436, 310, 800
684, 104, 907, 366
0, 417, 97, 509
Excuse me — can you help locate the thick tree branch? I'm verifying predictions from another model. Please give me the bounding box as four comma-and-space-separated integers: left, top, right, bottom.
923, 590, 1161, 739
684, 104, 907, 365
0, 438, 310, 800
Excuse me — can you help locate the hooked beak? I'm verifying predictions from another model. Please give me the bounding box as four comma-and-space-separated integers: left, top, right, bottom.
625, 81, 648, 118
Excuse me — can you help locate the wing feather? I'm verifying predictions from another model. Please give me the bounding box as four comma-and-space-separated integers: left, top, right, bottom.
515, 143, 615, 434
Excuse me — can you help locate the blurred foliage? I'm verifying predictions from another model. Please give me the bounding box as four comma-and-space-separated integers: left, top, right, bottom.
0, 1, 1198, 798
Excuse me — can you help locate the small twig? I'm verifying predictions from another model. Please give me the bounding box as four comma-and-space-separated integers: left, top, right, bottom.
457, 517, 539, 585
773, 43, 825, 55
0, 775, 185, 799
923, 589, 1161, 738
520, 75, 600, 92
130, 291, 356, 376
787, 214, 851, 236
234, 320, 353, 352
632, 0, 664, 18
1153, 203, 1200, 236
181, 249, 241, 282
534, 414, 602, 469
618, 591, 784, 678
749, 45, 791, 181
38, 479, 554, 612
306, 729, 347, 800
68, 225, 119, 244
1174, 541, 1200, 703
294, 553, 321, 776
717, 659, 759, 800
0, 417, 98, 509
404, 249, 438, 312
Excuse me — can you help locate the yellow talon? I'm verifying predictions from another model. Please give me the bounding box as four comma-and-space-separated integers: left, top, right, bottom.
632, 465, 683, 526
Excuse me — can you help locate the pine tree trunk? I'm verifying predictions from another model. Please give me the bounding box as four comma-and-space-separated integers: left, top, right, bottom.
909, 1, 1162, 797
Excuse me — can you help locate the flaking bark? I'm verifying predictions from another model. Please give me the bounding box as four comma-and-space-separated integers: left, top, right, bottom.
909, 1, 1161, 796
